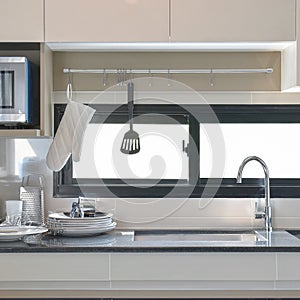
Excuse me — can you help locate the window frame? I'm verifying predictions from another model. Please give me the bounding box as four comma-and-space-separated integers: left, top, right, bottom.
53, 104, 199, 198
53, 104, 300, 198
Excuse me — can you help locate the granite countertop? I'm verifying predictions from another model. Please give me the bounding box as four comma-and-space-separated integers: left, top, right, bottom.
1, 229, 300, 252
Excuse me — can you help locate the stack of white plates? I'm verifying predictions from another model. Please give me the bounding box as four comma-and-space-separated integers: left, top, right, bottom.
47, 212, 116, 237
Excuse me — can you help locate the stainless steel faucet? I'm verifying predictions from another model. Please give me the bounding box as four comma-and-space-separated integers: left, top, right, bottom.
236, 156, 272, 233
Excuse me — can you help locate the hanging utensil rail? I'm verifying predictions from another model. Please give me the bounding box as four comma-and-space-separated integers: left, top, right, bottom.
63, 68, 273, 75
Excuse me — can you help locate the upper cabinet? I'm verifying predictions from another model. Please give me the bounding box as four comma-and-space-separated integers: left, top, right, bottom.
0, 0, 44, 42
281, 0, 300, 91
45, 0, 169, 42
170, 0, 296, 42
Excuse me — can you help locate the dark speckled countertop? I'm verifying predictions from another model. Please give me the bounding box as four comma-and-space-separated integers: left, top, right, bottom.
1, 230, 300, 252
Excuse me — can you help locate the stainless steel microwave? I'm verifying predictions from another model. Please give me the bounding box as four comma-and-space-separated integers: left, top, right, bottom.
0, 57, 34, 124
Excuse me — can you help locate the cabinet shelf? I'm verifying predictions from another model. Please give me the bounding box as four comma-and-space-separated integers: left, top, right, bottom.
0, 129, 40, 137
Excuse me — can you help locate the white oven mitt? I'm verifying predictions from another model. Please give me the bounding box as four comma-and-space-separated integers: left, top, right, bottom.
46, 101, 96, 171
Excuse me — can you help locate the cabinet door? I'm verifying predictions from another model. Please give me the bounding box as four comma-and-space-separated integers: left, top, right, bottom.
171, 0, 295, 42
45, 0, 169, 42
282, 0, 300, 92
0, 253, 110, 282
0, 0, 44, 42
277, 253, 300, 280
111, 253, 276, 281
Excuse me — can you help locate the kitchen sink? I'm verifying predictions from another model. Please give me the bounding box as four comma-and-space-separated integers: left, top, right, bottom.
287, 230, 300, 239
134, 230, 267, 243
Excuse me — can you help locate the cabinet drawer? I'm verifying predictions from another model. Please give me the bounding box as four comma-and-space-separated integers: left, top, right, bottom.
111, 253, 276, 281
0, 253, 109, 281
277, 253, 300, 280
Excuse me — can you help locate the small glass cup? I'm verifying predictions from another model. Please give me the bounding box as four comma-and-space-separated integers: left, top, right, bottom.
5, 200, 22, 226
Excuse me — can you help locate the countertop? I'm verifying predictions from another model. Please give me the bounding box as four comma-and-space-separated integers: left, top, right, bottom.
1, 229, 300, 253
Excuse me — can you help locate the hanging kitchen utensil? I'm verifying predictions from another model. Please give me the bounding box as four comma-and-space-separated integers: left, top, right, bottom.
120, 81, 140, 154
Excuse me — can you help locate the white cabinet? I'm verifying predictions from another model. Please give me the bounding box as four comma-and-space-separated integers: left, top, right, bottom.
277, 253, 300, 280
111, 253, 276, 283
281, 0, 300, 91
0, 0, 44, 42
45, 0, 169, 42
276, 253, 300, 289
0, 253, 109, 284
171, 0, 295, 42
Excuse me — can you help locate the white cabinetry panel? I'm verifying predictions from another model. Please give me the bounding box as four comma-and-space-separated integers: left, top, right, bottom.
45, 0, 169, 42
277, 253, 300, 280
111, 253, 276, 281
171, 0, 295, 42
0, 0, 44, 42
0, 253, 109, 281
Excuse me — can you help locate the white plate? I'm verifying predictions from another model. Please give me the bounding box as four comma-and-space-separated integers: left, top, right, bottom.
50, 222, 116, 237
0, 226, 48, 242
48, 212, 112, 221
47, 216, 112, 224
47, 220, 113, 228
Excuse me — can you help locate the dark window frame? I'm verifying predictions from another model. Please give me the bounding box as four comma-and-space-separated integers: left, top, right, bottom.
53, 104, 300, 198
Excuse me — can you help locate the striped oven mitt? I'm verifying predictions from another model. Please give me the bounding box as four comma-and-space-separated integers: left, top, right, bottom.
46, 101, 96, 171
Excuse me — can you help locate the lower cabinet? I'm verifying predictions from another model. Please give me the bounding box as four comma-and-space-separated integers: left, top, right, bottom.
1, 251, 300, 295
111, 252, 276, 290
277, 253, 300, 290
0, 253, 110, 288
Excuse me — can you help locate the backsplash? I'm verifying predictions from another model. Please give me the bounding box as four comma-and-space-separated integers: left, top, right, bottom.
113, 197, 300, 230
49, 197, 300, 230
0, 137, 52, 221
52, 90, 300, 105
0, 91, 296, 230
0, 136, 300, 230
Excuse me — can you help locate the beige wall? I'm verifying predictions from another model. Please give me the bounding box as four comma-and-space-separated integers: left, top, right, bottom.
48, 197, 300, 230
0, 51, 297, 229
53, 51, 281, 92
47, 51, 300, 231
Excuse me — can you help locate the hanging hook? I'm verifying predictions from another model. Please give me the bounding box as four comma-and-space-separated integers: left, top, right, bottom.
148, 69, 152, 87
66, 69, 73, 102
117, 69, 121, 86
130, 69, 134, 83
209, 68, 215, 87
123, 69, 127, 85
123, 69, 127, 83
121, 69, 124, 86
119, 69, 126, 86
167, 69, 171, 87
103, 69, 107, 87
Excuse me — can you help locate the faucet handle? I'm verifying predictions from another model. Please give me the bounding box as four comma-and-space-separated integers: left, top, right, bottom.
255, 201, 265, 219
255, 211, 265, 219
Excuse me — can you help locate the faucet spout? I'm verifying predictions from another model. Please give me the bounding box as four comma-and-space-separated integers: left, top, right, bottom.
236, 156, 272, 233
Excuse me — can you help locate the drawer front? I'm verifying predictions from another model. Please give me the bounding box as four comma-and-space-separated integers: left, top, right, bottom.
111, 253, 276, 281
0, 253, 109, 281
277, 253, 300, 280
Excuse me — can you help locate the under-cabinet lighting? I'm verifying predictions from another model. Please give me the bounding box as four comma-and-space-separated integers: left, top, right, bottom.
282, 86, 300, 93
46, 42, 293, 52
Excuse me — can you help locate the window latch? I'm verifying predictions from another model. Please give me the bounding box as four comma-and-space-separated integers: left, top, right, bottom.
182, 140, 189, 156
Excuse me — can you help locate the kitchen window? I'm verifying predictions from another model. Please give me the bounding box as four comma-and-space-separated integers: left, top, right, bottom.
200, 123, 300, 179
54, 104, 198, 198
73, 123, 189, 181
54, 104, 300, 198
